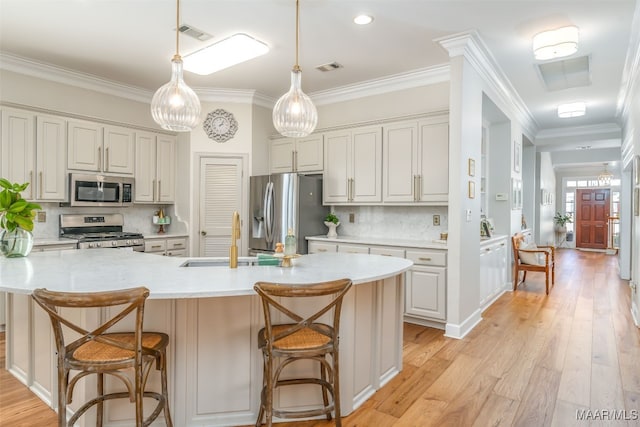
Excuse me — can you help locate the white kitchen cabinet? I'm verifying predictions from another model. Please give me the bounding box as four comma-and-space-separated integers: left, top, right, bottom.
404, 249, 447, 323
337, 243, 369, 254
135, 132, 176, 203
68, 120, 134, 175
479, 236, 508, 311
1, 108, 67, 201
270, 135, 323, 173
145, 236, 188, 256
323, 126, 382, 204
308, 241, 337, 254
382, 115, 449, 204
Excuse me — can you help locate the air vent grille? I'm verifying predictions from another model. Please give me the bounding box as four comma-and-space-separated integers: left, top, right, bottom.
315, 62, 344, 72
179, 24, 213, 42
536, 56, 591, 91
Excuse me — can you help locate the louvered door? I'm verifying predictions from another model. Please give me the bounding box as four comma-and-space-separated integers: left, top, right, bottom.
199, 157, 243, 256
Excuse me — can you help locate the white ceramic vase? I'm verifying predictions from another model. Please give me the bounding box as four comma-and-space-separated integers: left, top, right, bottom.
324, 221, 339, 239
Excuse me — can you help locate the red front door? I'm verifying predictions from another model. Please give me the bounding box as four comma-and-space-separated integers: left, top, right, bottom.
575, 188, 610, 249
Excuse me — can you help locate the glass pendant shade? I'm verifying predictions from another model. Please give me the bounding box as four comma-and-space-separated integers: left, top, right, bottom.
151, 56, 201, 132
273, 69, 318, 137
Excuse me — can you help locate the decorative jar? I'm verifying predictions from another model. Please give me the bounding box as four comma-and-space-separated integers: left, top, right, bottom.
0, 228, 34, 257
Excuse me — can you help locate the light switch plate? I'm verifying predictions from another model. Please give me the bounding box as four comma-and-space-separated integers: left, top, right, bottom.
496, 193, 508, 201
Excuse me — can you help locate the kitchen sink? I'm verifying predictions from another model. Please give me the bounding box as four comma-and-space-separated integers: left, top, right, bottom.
180, 257, 259, 267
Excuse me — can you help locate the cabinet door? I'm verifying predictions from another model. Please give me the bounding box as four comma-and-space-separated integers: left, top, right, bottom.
270, 138, 294, 173
351, 126, 382, 203
103, 125, 135, 175
68, 120, 102, 172
479, 245, 492, 307
36, 115, 67, 201
156, 135, 176, 202
134, 132, 156, 202
295, 135, 323, 172
323, 130, 351, 203
418, 118, 449, 202
1, 108, 35, 198
383, 122, 417, 202
405, 265, 446, 320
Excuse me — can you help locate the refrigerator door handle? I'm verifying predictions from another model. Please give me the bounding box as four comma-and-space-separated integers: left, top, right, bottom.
264, 182, 274, 243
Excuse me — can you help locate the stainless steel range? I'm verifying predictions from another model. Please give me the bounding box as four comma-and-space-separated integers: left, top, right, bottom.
60, 213, 144, 251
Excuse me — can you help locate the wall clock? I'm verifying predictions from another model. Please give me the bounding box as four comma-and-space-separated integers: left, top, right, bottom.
203, 109, 238, 143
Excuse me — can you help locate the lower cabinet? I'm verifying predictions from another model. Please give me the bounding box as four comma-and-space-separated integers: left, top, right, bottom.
144, 236, 188, 256
308, 240, 447, 327
479, 236, 508, 311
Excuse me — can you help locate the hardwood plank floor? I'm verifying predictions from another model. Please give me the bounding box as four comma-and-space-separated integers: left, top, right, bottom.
2, 249, 639, 426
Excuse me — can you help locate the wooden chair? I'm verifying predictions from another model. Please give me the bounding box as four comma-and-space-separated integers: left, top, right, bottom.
511, 233, 555, 294
254, 278, 353, 427
31, 287, 172, 427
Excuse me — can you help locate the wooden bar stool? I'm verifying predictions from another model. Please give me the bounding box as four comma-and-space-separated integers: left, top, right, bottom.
254, 278, 352, 427
32, 287, 173, 427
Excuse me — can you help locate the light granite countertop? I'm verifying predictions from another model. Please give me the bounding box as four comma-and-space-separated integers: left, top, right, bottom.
306, 235, 448, 250
0, 249, 412, 299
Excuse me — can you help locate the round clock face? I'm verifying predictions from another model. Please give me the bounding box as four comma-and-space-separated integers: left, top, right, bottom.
203, 109, 238, 143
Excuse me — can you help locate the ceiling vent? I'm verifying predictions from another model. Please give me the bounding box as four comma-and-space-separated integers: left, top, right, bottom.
536, 55, 591, 91
315, 62, 344, 72
179, 24, 213, 42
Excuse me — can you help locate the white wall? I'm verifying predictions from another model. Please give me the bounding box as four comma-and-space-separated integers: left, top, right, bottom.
536, 152, 556, 245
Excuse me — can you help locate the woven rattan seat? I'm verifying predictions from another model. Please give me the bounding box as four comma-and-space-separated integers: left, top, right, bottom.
254, 278, 352, 427
32, 287, 173, 427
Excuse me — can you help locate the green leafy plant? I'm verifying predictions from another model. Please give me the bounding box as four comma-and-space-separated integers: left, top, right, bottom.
0, 179, 42, 232
324, 213, 339, 224
553, 212, 572, 227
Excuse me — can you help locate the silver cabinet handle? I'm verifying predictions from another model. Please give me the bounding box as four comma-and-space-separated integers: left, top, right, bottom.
418, 257, 432, 261
98, 146, 102, 172
151, 244, 162, 249
105, 147, 109, 172
158, 180, 162, 201
172, 243, 184, 248
201, 231, 207, 236
39, 171, 43, 199
417, 175, 422, 201
317, 248, 327, 252
29, 171, 33, 198
292, 150, 296, 172
152, 179, 156, 201
349, 178, 355, 201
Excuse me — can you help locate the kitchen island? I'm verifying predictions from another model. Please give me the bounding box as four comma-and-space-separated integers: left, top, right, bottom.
0, 249, 412, 426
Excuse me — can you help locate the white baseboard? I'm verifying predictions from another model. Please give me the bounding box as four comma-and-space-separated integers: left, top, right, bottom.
444, 309, 482, 339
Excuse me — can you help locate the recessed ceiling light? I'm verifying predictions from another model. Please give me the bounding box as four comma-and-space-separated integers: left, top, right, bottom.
183, 33, 269, 75
533, 26, 579, 61
558, 102, 586, 118
353, 15, 374, 25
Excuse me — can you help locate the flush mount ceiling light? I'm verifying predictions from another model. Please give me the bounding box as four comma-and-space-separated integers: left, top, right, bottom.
183, 33, 269, 75
598, 163, 614, 186
353, 15, 374, 25
272, 0, 318, 138
557, 102, 586, 118
533, 25, 579, 61
151, 0, 201, 132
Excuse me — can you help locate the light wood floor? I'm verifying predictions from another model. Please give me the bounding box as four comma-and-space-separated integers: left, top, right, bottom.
2, 249, 640, 426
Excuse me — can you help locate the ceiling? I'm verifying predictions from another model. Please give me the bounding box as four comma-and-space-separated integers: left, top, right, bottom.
1, 0, 638, 155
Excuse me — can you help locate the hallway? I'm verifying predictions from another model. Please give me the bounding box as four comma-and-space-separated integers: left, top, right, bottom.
1, 249, 639, 426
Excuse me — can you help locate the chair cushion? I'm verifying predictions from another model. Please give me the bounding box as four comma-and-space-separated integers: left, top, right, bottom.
519, 243, 545, 266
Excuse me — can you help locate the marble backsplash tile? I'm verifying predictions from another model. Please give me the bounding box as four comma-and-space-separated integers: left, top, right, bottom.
332, 206, 448, 241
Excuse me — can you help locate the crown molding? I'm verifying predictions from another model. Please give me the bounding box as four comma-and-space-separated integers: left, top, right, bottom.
436, 30, 538, 140
536, 122, 621, 140
617, 1, 640, 122
0, 52, 153, 104
196, 88, 273, 108
310, 65, 450, 106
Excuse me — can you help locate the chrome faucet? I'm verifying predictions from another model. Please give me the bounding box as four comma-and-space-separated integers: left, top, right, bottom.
230, 211, 240, 268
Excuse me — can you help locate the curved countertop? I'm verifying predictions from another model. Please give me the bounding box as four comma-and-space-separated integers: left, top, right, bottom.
306, 235, 448, 250
0, 249, 413, 299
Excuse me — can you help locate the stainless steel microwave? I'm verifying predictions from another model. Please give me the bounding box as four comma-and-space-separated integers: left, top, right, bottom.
69, 173, 134, 207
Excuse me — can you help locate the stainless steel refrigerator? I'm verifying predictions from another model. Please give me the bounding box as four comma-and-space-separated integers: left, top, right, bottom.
249, 173, 328, 255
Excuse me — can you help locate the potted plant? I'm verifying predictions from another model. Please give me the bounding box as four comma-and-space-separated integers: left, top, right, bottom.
553, 211, 572, 233
0, 179, 41, 257
324, 213, 340, 239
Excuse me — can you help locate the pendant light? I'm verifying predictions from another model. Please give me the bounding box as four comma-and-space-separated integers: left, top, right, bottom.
598, 163, 614, 186
151, 0, 201, 132
272, 0, 318, 138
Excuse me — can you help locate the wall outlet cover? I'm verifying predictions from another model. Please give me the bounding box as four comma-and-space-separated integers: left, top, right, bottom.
349, 213, 355, 223
37, 211, 46, 222
433, 215, 440, 226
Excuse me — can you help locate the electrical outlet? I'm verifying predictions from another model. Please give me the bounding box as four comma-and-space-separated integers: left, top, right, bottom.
433, 215, 440, 226
37, 211, 46, 222
349, 213, 355, 223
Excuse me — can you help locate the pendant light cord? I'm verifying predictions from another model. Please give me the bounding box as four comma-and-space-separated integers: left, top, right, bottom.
174, 0, 181, 61
294, 0, 300, 71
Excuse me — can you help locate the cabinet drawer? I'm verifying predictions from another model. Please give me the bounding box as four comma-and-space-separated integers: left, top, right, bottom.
337, 244, 369, 254
369, 246, 405, 258
166, 238, 187, 251
166, 249, 187, 257
308, 241, 337, 254
405, 249, 446, 267
145, 240, 166, 253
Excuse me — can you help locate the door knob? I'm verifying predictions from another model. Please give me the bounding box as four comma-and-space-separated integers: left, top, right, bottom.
201, 231, 207, 236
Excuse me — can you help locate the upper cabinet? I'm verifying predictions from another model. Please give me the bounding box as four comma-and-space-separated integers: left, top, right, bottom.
135, 132, 176, 203
67, 120, 134, 175
382, 115, 449, 204
1, 108, 67, 201
270, 134, 323, 173
323, 126, 382, 204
